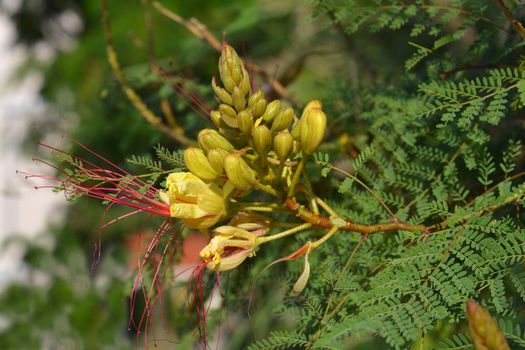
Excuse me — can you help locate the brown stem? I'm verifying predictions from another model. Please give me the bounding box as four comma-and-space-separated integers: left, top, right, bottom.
494, 0, 525, 40
285, 198, 427, 234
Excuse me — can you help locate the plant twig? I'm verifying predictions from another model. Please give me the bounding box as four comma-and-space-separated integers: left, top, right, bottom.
285, 198, 427, 234
152, 1, 297, 104
494, 0, 525, 41
100, 0, 196, 146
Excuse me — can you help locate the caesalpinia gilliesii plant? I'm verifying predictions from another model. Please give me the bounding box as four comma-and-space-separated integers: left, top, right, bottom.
26, 44, 427, 292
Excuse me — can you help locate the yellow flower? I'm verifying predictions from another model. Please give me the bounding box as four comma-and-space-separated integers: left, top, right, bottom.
164, 172, 227, 229
200, 225, 258, 271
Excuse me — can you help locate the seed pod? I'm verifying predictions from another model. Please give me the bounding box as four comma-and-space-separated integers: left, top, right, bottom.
252, 125, 272, 155
224, 154, 256, 190
207, 148, 229, 174
232, 86, 247, 112
274, 131, 293, 160
262, 100, 281, 122
237, 110, 254, 135
184, 147, 220, 181
198, 129, 235, 152
271, 107, 295, 132
300, 107, 327, 155
211, 77, 233, 105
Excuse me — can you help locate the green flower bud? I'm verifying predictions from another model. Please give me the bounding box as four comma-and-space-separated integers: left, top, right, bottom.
184, 147, 220, 181
210, 110, 222, 128
211, 77, 233, 105
300, 107, 327, 155
224, 153, 256, 190
237, 110, 254, 135
240, 68, 251, 96
252, 125, 272, 155
271, 107, 295, 132
262, 100, 281, 122
218, 44, 250, 94
253, 99, 267, 118
219, 104, 238, 128
198, 129, 235, 153
248, 90, 264, 107
207, 148, 229, 174
291, 100, 323, 140
274, 131, 293, 160
232, 86, 247, 112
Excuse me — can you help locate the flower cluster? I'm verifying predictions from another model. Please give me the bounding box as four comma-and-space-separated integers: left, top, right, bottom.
160, 44, 328, 272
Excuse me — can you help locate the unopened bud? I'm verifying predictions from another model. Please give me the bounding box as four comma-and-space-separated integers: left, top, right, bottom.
224, 153, 256, 190
262, 100, 281, 122
210, 110, 222, 128
274, 131, 293, 160
237, 110, 254, 135
219, 104, 238, 128
232, 86, 247, 112
211, 77, 233, 105
467, 300, 510, 350
300, 107, 327, 155
218, 44, 250, 95
184, 147, 220, 181
248, 90, 264, 107
253, 99, 267, 118
207, 148, 229, 174
252, 125, 272, 155
198, 129, 235, 152
271, 107, 295, 132
291, 100, 323, 140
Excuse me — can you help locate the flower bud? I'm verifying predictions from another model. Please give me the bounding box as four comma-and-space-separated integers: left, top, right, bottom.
252, 125, 272, 155
253, 99, 267, 118
271, 107, 295, 132
248, 90, 264, 107
224, 153, 256, 190
237, 110, 254, 135
184, 147, 220, 181
300, 107, 327, 155
218, 44, 250, 94
274, 131, 294, 160
262, 100, 281, 122
198, 129, 234, 152
467, 300, 510, 350
219, 103, 238, 128
210, 110, 222, 128
232, 86, 247, 112
291, 100, 323, 140
211, 77, 233, 105
207, 148, 228, 174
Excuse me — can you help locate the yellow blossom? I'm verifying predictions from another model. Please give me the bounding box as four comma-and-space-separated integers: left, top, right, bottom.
164, 172, 227, 229
200, 225, 258, 271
